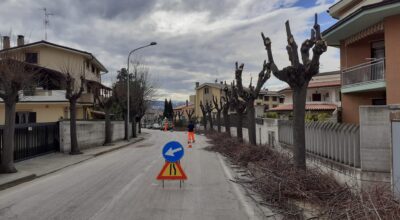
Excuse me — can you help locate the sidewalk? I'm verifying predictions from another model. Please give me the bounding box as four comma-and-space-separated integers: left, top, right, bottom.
0, 133, 148, 191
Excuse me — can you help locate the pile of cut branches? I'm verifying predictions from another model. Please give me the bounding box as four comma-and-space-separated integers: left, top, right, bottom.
205, 132, 400, 219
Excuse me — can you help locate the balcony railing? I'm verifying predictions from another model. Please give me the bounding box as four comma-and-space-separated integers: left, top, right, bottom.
342, 58, 385, 86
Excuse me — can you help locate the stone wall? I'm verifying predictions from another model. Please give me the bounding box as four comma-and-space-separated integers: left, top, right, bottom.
59, 120, 131, 153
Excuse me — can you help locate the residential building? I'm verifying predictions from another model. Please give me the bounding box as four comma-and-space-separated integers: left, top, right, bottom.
323, 0, 400, 123
254, 90, 284, 117
0, 35, 108, 124
173, 100, 195, 122
194, 81, 225, 118
270, 71, 341, 118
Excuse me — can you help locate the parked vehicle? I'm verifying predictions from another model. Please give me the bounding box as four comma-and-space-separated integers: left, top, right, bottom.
152, 123, 161, 129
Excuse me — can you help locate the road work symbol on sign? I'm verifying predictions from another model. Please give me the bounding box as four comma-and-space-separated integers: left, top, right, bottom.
162, 141, 184, 163
156, 162, 187, 180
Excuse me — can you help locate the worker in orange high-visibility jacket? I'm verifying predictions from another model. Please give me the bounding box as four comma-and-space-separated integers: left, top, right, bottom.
187, 121, 195, 144
164, 120, 168, 132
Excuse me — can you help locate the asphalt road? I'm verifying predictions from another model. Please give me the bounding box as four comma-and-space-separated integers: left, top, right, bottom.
0, 129, 263, 220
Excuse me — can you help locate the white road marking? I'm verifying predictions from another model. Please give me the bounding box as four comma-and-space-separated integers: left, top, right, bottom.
217, 153, 259, 220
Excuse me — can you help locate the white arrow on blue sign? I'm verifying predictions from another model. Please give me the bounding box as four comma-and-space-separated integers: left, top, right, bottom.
162, 141, 184, 163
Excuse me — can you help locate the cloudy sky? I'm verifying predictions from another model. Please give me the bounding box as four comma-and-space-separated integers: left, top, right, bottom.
0, 0, 340, 101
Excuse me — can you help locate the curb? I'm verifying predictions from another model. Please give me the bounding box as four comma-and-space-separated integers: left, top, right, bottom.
0, 174, 36, 191
0, 136, 147, 191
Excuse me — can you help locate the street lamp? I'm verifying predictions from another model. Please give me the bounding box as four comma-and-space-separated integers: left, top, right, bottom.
126, 42, 157, 141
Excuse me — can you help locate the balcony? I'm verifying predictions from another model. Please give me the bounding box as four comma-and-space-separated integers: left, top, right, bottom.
78, 93, 94, 104
341, 59, 386, 93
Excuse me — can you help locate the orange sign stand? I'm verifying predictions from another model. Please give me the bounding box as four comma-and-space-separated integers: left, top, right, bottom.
157, 162, 187, 180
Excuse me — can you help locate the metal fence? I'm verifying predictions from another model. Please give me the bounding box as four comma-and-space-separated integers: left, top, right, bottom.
342, 59, 385, 86
278, 120, 360, 168
0, 122, 60, 162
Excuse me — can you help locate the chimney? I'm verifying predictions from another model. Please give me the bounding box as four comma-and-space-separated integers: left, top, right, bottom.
195, 82, 199, 88
2, 36, 10, 49
17, 35, 24, 46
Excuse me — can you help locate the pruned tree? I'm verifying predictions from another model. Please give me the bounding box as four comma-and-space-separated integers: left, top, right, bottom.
221, 84, 233, 136
235, 61, 270, 145
261, 14, 327, 169
61, 63, 86, 155
176, 110, 183, 122
0, 51, 41, 173
199, 101, 208, 130
93, 83, 114, 145
113, 68, 129, 139
185, 108, 195, 122
205, 100, 214, 131
231, 81, 247, 142
212, 95, 223, 132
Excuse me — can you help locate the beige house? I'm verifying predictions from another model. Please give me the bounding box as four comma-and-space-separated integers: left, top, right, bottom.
270, 71, 341, 118
194, 82, 225, 118
0, 35, 108, 124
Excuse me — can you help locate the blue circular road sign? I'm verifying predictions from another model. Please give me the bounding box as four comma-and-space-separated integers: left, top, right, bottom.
162, 141, 184, 163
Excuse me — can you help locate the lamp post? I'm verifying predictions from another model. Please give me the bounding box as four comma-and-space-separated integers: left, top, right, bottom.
126, 42, 157, 141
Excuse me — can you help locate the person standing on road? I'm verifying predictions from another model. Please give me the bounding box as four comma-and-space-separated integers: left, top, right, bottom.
187, 121, 195, 144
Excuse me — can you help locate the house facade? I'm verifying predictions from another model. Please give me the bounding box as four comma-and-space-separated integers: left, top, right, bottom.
0, 35, 108, 124
254, 90, 284, 117
270, 71, 341, 119
194, 82, 225, 118
323, 0, 400, 124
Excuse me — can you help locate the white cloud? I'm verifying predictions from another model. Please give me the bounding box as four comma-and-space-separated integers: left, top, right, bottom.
0, 0, 339, 101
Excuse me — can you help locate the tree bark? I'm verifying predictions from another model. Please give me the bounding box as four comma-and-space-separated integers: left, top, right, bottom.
293, 85, 307, 170
124, 111, 129, 140
216, 111, 221, 132
223, 112, 231, 136
208, 112, 213, 131
138, 118, 142, 134
131, 115, 137, 138
69, 99, 81, 155
236, 113, 243, 142
247, 103, 257, 145
0, 100, 17, 173
104, 108, 112, 145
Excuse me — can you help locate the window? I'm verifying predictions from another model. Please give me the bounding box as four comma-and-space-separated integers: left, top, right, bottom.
264, 96, 269, 101
86, 60, 90, 69
273, 104, 278, 108
25, 53, 38, 64
371, 41, 385, 60
15, 112, 36, 124
312, 93, 321, 101
372, 98, 386, 105
279, 97, 284, 103
91, 64, 95, 73
258, 95, 263, 100
272, 96, 277, 101
204, 87, 209, 94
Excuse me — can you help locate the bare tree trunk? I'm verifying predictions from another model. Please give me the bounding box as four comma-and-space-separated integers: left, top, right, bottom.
0, 100, 17, 173
202, 116, 207, 130
216, 111, 221, 132
223, 112, 231, 136
69, 99, 81, 155
138, 118, 142, 134
247, 104, 257, 145
237, 113, 243, 142
293, 85, 307, 170
124, 111, 129, 140
208, 113, 213, 131
104, 108, 112, 145
131, 116, 137, 138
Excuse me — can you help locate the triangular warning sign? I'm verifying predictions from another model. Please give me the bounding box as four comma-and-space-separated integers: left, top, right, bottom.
156, 162, 187, 180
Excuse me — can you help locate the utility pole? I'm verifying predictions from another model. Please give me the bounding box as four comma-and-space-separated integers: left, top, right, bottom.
42, 8, 53, 41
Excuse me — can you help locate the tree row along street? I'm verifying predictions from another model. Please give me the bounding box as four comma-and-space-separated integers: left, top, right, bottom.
0, 130, 263, 220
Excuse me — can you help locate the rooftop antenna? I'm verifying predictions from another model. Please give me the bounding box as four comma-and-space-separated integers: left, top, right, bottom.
42, 8, 54, 41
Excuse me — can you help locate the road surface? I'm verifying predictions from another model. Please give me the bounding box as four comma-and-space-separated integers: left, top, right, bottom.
0, 129, 263, 220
